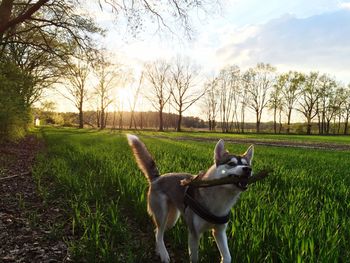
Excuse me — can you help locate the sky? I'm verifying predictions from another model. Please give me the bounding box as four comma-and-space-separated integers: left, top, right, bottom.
54, 0, 350, 121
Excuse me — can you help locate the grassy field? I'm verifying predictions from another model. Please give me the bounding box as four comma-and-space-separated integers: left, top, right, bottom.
33, 127, 350, 262
138, 130, 350, 145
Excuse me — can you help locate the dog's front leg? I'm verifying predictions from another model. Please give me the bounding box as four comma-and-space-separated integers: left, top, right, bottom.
188, 231, 200, 263
212, 225, 231, 263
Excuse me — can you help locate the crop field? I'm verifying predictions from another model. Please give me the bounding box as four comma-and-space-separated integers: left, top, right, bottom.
33, 127, 350, 262
140, 130, 350, 145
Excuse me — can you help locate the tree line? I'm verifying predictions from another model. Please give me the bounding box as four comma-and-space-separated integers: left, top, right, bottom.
40, 59, 350, 135
202, 63, 350, 135
0, 0, 216, 140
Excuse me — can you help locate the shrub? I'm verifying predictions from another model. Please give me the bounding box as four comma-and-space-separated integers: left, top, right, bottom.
0, 60, 33, 140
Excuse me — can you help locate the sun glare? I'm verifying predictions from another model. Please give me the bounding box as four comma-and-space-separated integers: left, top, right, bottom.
116, 88, 133, 109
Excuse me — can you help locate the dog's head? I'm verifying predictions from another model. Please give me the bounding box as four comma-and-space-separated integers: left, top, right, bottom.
213, 139, 254, 191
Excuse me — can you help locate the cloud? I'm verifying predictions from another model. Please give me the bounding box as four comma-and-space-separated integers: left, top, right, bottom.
216, 10, 350, 82
339, 2, 350, 10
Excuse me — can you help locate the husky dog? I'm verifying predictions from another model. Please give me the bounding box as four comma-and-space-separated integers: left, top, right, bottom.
127, 135, 254, 263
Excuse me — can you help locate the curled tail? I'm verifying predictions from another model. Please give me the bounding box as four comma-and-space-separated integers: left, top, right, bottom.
127, 134, 160, 182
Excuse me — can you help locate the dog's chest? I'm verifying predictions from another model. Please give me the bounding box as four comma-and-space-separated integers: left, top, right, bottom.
200, 187, 241, 216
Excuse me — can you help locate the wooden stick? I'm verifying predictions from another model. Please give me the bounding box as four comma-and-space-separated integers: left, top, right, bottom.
0, 171, 31, 181
180, 170, 270, 188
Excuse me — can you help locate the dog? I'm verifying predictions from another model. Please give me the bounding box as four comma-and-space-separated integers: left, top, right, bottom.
127, 135, 253, 263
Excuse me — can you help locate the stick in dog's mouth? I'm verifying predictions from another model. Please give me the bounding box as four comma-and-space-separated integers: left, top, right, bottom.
180, 170, 270, 189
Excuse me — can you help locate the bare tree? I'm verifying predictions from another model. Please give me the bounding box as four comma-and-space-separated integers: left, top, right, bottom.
170, 57, 203, 131
269, 76, 284, 134
217, 66, 241, 133
144, 60, 171, 131
202, 77, 219, 131
335, 86, 347, 134
129, 72, 143, 129
0, 1, 219, 38
280, 71, 304, 133
297, 72, 320, 135
230, 69, 243, 133
61, 58, 90, 128
98, 0, 221, 38
94, 59, 120, 129
343, 85, 350, 135
317, 74, 336, 134
245, 63, 276, 133
117, 98, 124, 130
240, 72, 250, 133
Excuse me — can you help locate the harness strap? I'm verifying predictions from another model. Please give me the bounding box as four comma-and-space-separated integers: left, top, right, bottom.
184, 185, 231, 225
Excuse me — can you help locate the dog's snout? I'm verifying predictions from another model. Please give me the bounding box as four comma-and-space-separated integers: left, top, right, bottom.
242, 166, 252, 172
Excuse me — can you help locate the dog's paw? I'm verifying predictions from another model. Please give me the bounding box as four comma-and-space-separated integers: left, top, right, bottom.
220, 256, 232, 263
156, 247, 170, 263
161, 254, 170, 263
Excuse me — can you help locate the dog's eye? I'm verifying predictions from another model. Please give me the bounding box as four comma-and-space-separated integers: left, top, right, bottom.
226, 161, 236, 166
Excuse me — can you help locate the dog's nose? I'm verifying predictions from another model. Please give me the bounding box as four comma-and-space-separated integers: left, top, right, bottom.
242, 166, 252, 172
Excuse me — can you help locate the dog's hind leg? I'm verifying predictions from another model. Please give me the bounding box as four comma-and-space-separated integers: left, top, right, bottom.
149, 191, 170, 263
166, 203, 180, 229
188, 231, 200, 263
212, 225, 231, 263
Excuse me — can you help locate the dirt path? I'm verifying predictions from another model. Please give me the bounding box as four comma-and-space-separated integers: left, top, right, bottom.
144, 134, 350, 151
0, 136, 70, 263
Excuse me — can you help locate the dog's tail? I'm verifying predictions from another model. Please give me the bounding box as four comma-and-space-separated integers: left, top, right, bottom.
127, 134, 160, 182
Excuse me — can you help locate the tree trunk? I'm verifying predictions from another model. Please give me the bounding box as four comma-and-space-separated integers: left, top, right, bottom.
287, 108, 292, 134
140, 112, 143, 129
176, 112, 182, 132
278, 109, 282, 133
100, 109, 105, 129
317, 110, 321, 134
344, 115, 349, 135
159, 108, 164, 131
241, 111, 245, 133
321, 109, 325, 134
129, 111, 135, 129
273, 107, 277, 134
326, 120, 331, 134
78, 107, 84, 129
0, 0, 49, 35
0, 0, 13, 39
256, 110, 260, 133
306, 118, 312, 135
118, 112, 123, 130
96, 111, 100, 128
104, 112, 108, 128
112, 110, 116, 129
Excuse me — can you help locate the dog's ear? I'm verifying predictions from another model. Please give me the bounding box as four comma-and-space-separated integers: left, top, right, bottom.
243, 145, 254, 165
214, 139, 226, 164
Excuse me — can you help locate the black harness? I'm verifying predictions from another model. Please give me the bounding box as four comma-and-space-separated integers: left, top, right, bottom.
184, 184, 231, 225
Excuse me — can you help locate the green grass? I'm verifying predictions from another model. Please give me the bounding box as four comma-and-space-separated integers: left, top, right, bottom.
33, 127, 350, 262
137, 130, 350, 145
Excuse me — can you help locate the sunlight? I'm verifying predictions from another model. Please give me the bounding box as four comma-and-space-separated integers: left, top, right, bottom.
116, 87, 133, 111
